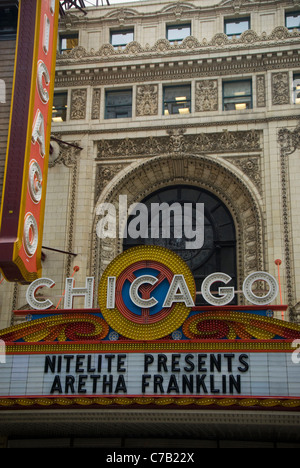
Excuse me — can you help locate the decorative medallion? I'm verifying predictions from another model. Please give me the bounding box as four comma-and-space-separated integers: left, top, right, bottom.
98, 246, 196, 340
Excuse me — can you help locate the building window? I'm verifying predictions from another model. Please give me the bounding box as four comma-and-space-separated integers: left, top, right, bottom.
166, 24, 191, 43
293, 73, 300, 104
59, 33, 78, 53
110, 29, 134, 48
224, 17, 250, 38
223, 80, 252, 111
163, 85, 191, 115
0, 5, 18, 40
52, 92, 68, 122
285, 11, 300, 31
105, 89, 132, 119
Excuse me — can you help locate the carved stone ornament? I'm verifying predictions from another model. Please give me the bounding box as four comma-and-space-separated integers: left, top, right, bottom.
278, 123, 300, 318
96, 129, 261, 159
95, 163, 129, 204
70, 88, 87, 120
56, 27, 300, 66
136, 84, 158, 116
272, 72, 290, 106
105, 7, 136, 25
225, 156, 262, 193
91, 88, 101, 120
161, 1, 196, 17
167, 128, 186, 153
256, 75, 266, 108
49, 136, 81, 168
219, 0, 254, 11
195, 80, 218, 112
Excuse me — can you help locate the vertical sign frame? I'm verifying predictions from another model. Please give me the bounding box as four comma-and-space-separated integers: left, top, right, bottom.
0, 0, 59, 284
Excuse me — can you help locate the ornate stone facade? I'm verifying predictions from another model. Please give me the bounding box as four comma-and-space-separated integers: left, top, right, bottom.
2, 0, 300, 448
2, 0, 300, 327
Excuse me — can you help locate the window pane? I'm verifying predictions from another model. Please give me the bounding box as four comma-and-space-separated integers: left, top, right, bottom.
52, 93, 68, 122
293, 74, 300, 104
223, 80, 252, 111
223, 81, 252, 97
110, 30, 134, 47
223, 97, 252, 111
105, 90, 132, 119
163, 85, 191, 115
0, 6, 18, 40
225, 18, 250, 37
60, 34, 78, 52
167, 24, 191, 42
286, 12, 300, 30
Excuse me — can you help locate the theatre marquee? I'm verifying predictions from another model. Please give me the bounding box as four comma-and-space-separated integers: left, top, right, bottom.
0, 246, 300, 411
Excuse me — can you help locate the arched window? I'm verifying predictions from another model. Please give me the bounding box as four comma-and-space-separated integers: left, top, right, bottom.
123, 185, 237, 305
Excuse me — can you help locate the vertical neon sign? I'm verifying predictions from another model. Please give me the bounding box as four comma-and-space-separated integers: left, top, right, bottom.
0, 0, 59, 283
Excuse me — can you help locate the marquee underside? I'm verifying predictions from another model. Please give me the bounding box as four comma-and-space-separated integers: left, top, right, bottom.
0, 408, 300, 445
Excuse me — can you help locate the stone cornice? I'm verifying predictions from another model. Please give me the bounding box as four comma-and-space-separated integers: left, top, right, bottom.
55, 46, 300, 88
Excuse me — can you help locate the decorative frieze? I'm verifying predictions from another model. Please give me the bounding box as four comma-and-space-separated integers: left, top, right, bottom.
57, 27, 300, 66
96, 129, 261, 159
55, 52, 300, 90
